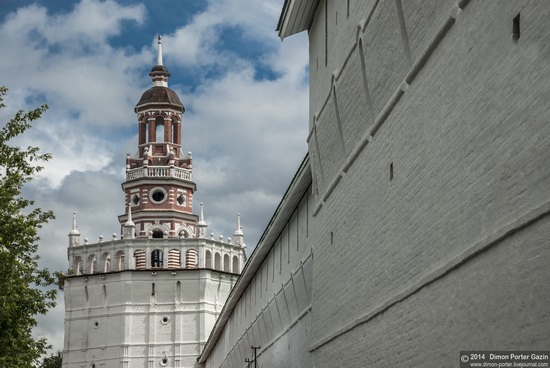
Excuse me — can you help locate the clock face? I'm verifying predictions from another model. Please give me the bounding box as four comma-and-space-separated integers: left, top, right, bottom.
150, 187, 168, 204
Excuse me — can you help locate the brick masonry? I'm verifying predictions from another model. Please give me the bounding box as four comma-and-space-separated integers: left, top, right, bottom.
308, 0, 550, 366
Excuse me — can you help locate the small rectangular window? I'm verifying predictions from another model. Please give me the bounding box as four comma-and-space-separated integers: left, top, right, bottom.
390, 162, 394, 181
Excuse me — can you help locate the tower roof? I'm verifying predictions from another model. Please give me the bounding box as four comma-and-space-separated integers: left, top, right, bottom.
135, 35, 184, 111
136, 86, 184, 108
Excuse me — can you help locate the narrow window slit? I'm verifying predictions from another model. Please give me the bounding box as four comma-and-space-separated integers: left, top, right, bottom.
513, 13, 520, 42
390, 162, 394, 181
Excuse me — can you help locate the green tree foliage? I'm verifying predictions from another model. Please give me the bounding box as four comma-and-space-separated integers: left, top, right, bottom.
0, 86, 57, 367
40, 350, 62, 368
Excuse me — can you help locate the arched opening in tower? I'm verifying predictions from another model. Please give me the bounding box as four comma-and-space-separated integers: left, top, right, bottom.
172, 117, 178, 144
151, 249, 163, 268
155, 116, 164, 143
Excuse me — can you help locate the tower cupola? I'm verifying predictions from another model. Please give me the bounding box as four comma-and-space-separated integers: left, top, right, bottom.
120, 36, 194, 238
135, 36, 183, 111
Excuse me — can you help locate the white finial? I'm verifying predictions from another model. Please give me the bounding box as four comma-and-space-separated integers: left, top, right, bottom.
123, 204, 135, 239
198, 202, 206, 225
197, 202, 207, 238
157, 35, 163, 66
233, 213, 244, 246
234, 213, 243, 236
68, 211, 81, 247
70, 211, 80, 235
125, 204, 134, 226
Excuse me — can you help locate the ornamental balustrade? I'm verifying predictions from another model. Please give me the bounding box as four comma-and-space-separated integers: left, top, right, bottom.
126, 166, 192, 181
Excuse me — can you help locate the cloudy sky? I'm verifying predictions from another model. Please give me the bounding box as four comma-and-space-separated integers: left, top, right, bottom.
0, 0, 308, 354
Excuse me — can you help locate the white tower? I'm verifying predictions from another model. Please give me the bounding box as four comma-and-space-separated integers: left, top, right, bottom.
62, 37, 247, 368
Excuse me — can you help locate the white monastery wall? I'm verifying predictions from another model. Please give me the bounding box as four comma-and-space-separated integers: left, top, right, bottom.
307, 0, 550, 366
64, 269, 237, 368
202, 165, 314, 368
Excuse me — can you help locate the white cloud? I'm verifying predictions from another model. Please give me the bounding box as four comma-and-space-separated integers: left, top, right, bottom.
161, 0, 283, 69
0, 1, 149, 131
35, 303, 66, 352
2, 0, 146, 47
17, 120, 114, 188
179, 61, 309, 252
0, 0, 152, 191
182, 57, 309, 186
42, 0, 146, 46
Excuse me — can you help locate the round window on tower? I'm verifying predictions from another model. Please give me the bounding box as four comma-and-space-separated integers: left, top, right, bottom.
149, 187, 167, 204
160, 357, 168, 366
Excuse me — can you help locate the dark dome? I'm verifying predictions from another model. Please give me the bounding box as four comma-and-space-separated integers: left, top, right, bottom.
150, 65, 169, 73
136, 87, 184, 108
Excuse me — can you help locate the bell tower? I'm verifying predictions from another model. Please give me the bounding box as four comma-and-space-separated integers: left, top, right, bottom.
119, 36, 197, 239
62, 37, 247, 368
